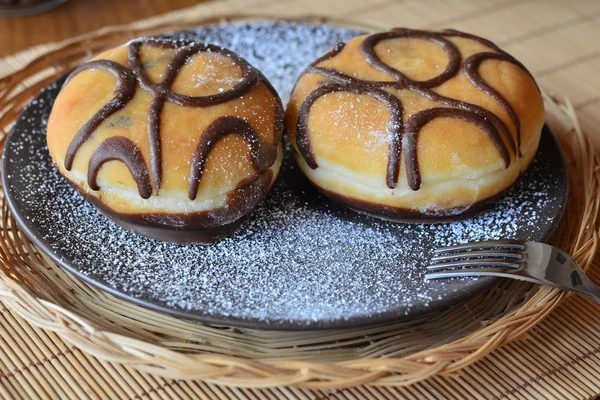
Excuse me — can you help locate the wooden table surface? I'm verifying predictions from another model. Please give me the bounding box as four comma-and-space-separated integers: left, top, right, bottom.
0, 0, 206, 58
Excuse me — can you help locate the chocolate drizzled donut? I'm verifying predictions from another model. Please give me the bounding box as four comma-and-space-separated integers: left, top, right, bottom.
296, 28, 538, 191
64, 38, 281, 200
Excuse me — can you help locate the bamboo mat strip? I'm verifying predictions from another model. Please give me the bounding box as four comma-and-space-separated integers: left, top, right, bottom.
1, 0, 600, 398
2, 292, 600, 399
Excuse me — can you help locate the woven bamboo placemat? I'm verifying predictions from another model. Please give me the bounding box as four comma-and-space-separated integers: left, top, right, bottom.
1, 0, 600, 398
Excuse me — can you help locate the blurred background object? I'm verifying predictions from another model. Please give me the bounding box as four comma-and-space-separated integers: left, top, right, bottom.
0, 0, 204, 57
0, 0, 68, 17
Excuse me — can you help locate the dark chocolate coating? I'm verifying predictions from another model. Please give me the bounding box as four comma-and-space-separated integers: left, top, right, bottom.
68, 169, 273, 244
313, 181, 514, 224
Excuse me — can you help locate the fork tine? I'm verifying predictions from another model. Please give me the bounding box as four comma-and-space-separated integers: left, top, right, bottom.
431, 249, 523, 262
425, 267, 518, 280
433, 240, 525, 255
426, 258, 522, 271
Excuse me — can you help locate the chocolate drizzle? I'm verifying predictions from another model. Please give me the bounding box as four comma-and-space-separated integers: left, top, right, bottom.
360, 29, 461, 88
404, 108, 509, 190
297, 83, 403, 189
297, 28, 537, 190
188, 116, 278, 200
64, 38, 280, 199
463, 52, 537, 157
64, 60, 136, 171
88, 136, 152, 199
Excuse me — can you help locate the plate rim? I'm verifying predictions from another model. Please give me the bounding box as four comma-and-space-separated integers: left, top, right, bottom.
1, 22, 569, 331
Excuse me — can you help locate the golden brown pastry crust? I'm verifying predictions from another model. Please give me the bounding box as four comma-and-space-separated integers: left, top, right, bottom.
286, 28, 545, 221
47, 38, 284, 242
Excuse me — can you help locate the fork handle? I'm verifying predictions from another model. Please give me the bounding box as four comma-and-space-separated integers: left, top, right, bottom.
575, 289, 600, 305
568, 271, 600, 305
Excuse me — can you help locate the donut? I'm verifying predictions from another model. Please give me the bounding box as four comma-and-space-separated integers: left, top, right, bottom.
286, 28, 545, 222
47, 38, 284, 243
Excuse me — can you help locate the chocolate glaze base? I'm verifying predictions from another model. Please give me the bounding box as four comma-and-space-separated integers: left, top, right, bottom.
64, 169, 273, 244
294, 147, 528, 224
98, 210, 246, 245
314, 183, 515, 224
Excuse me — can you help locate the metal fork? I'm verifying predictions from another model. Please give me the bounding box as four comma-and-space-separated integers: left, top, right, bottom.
424, 240, 600, 304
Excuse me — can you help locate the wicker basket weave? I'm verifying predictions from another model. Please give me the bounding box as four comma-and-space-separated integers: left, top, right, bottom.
0, 14, 598, 389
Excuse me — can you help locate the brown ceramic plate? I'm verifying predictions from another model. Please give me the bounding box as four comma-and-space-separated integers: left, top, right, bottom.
2, 22, 567, 330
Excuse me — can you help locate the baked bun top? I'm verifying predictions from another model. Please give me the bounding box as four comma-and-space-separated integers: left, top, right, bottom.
286, 28, 544, 193
47, 38, 284, 215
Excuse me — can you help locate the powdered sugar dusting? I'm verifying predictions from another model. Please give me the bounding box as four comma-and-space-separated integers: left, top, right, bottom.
2, 22, 566, 329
